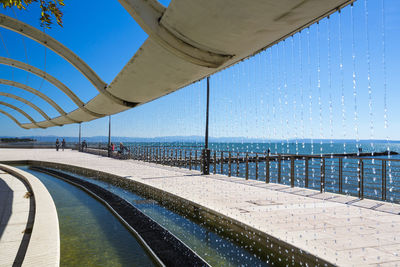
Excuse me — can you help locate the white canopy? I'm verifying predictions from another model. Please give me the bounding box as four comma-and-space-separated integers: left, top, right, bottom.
0, 0, 354, 129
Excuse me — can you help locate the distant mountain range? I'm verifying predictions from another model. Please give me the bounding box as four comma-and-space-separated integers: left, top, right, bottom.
1, 135, 400, 143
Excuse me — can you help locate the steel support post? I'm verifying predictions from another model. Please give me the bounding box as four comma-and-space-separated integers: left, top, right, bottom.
78, 122, 81, 152
107, 115, 111, 157
202, 76, 211, 175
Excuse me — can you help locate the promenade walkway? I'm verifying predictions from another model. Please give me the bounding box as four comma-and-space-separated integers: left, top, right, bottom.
1, 149, 400, 266
0, 169, 30, 266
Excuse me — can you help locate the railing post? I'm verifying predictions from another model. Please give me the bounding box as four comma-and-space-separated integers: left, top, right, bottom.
163, 148, 166, 164
220, 151, 224, 174
189, 151, 192, 170
184, 150, 187, 168
320, 158, 325, 193
149, 147, 151, 162
278, 155, 281, 183
290, 156, 295, 187
304, 157, 309, 188
360, 159, 364, 199
195, 151, 198, 170
228, 152, 232, 177
382, 160, 387, 200
202, 149, 211, 174
245, 153, 249, 180
358, 159, 362, 198
213, 151, 217, 174
236, 152, 240, 177
255, 154, 259, 180
339, 158, 343, 193
266, 155, 270, 183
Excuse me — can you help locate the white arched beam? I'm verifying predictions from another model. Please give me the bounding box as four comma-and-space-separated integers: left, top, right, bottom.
0, 92, 60, 126
0, 57, 103, 118
0, 101, 45, 128
0, 14, 137, 107
0, 109, 28, 129
0, 79, 79, 123
118, 0, 232, 68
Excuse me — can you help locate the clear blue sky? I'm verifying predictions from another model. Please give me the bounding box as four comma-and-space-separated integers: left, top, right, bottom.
0, 0, 400, 141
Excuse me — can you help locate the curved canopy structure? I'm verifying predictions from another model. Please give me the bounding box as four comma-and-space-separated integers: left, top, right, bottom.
0, 56, 104, 118
0, 101, 44, 128
0, 92, 60, 126
0, 0, 354, 129
0, 109, 28, 129
0, 14, 136, 107
0, 79, 79, 122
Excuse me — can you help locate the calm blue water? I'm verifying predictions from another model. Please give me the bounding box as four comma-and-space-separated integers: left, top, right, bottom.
120, 141, 400, 157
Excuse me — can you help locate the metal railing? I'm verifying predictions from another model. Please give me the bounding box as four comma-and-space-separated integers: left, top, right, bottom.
124, 145, 400, 203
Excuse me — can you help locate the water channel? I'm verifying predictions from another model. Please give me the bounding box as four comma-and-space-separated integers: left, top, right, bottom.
19, 166, 156, 267
19, 166, 274, 266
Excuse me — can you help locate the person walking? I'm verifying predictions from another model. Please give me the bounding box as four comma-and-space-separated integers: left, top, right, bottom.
61, 138, 66, 151
55, 138, 60, 151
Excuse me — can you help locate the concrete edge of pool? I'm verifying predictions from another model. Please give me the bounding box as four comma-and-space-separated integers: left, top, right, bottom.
0, 164, 60, 267
1, 159, 334, 266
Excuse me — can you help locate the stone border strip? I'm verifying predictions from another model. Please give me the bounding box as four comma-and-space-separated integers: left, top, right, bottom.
0, 164, 60, 267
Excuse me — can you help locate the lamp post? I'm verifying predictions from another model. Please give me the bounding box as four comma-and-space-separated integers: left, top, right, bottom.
202, 76, 211, 175
108, 115, 111, 157
78, 123, 81, 152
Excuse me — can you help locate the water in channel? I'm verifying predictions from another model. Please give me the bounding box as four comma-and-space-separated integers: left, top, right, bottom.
18, 166, 156, 267
44, 168, 273, 266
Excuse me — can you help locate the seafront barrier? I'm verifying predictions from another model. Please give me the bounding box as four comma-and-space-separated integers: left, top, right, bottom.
81, 144, 400, 204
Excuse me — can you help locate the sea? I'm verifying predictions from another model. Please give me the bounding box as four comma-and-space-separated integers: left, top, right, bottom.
121, 140, 400, 158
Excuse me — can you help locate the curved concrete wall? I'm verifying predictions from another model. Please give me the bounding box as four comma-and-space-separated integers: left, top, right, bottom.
0, 164, 60, 267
